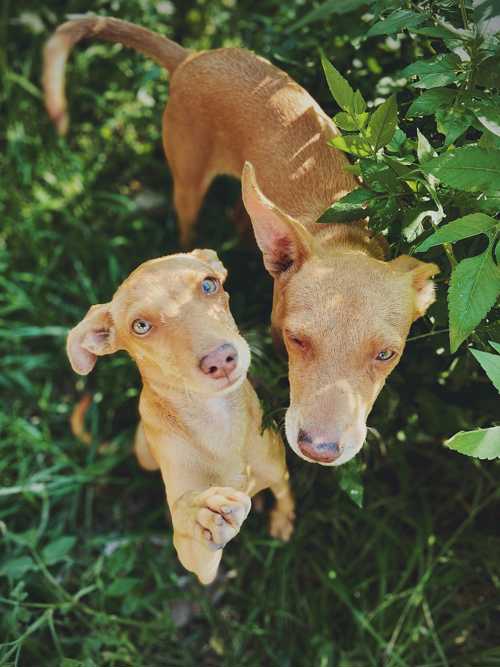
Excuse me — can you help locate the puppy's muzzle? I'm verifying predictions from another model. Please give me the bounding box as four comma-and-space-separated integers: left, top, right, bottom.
199, 343, 238, 380
297, 429, 343, 463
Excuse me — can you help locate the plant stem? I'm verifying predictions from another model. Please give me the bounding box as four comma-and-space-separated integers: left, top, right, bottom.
459, 0, 469, 30
443, 242, 458, 269
407, 328, 449, 342
426, 192, 458, 269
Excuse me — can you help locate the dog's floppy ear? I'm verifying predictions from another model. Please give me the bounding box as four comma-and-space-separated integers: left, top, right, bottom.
242, 161, 313, 278
190, 248, 228, 282
390, 256, 440, 320
67, 303, 119, 375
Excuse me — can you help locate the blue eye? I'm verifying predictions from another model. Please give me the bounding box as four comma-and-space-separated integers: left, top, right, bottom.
376, 349, 395, 361
201, 278, 219, 295
132, 319, 152, 335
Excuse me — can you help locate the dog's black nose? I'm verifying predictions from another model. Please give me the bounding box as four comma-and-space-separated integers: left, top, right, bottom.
200, 343, 238, 379
297, 429, 343, 463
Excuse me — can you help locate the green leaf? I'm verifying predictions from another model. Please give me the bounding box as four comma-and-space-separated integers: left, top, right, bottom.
477, 193, 500, 214
360, 158, 401, 192
0, 556, 36, 579
436, 107, 474, 146
334, 111, 368, 131
402, 54, 460, 89
368, 195, 400, 232
366, 95, 397, 150
384, 155, 416, 179
42, 536, 76, 565
422, 147, 500, 192
445, 427, 500, 460
367, 9, 425, 36
490, 341, 500, 353
448, 245, 500, 352
338, 459, 364, 508
319, 205, 367, 223
336, 187, 373, 204
353, 90, 367, 114
475, 55, 500, 89
473, 102, 500, 138
470, 348, 500, 392
414, 71, 461, 89
289, 0, 368, 30
416, 213, 498, 252
416, 129, 434, 163
319, 187, 373, 223
107, 577, 141, 596
329, 135, 373, 157
386, 127, 407, 152
479, 129, 500, 150
473, 0, 500, 37
343, 163, 362, 176
402, 54, 459, 78
321, 55, 355, 113
407, 88, 456, 117
411, 25, 464, 40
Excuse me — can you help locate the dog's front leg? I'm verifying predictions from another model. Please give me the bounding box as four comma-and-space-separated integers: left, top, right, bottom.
170, 486, 251, 585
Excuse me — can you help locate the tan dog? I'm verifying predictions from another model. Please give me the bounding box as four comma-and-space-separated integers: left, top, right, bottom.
66, 250, 294, 585
45, 16, 439, 467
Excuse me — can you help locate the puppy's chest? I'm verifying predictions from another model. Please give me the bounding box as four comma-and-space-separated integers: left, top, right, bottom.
190, 397, 243, 450
187, 397, 248, 484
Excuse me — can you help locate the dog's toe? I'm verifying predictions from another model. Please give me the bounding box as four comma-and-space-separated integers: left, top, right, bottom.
269, 508, 295, 541
196, 488, 251, 549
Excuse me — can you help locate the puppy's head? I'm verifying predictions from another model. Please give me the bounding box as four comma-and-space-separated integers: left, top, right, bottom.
242, 162, 439, 466
67, 250, 250, 396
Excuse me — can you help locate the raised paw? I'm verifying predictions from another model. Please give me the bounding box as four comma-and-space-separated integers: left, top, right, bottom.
195, 487, 251, 551
269, 506, 295, 542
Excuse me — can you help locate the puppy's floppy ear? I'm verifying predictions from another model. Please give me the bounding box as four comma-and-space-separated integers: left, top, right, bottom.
390, 255, 440, 320
190, 248, 228, 282
241, 161, 312, 278
67, 303, 118, 375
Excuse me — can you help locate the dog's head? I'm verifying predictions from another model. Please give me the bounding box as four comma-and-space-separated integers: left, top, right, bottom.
67, 250, 251, 396
242, 162, 439, 466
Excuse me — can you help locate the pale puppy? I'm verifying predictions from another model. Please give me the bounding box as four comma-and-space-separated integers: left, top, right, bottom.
67, 250, 294, 585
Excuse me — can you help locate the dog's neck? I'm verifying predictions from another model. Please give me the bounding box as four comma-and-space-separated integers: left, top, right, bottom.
309, 221, 386, 261
139, 366, 245, 425
140, 375, 247, 455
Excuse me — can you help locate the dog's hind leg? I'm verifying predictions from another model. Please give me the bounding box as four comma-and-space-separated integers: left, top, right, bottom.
268, 473, 295, 542
172, 179, 211, 249
162, 106, 214, 248
247, 428, 295, 541
134, 421, 159, 471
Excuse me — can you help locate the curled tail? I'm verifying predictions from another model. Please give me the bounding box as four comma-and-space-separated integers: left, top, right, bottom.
43, 15, 189, 134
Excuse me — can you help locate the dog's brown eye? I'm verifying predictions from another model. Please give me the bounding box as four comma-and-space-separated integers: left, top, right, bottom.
376, 349, 395, 362
132, 319, 152, 335
286, 331, 307, 350
201, 277, 219, 295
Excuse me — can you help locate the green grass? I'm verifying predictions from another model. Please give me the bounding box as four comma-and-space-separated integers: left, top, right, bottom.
1, 1, 499, 665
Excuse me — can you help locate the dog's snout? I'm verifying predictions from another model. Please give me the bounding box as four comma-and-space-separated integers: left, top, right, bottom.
199, 343, 238, 379
297, 429, 343, 463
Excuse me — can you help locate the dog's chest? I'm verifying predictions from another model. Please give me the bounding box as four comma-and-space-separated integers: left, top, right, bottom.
192, 396, 241, 448
188, 396, 248, 486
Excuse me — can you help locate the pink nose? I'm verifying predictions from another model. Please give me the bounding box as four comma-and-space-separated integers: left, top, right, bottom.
297, 429, 343, 463
199, 343, 238, 379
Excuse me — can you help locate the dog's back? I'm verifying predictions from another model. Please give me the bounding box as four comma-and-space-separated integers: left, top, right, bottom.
166, 48, 357, 223
43, 16, 357, 241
